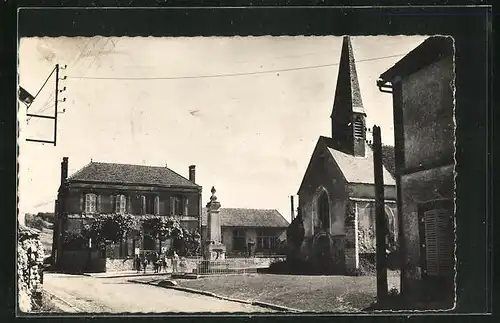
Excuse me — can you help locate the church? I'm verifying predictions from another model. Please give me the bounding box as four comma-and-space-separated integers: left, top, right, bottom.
296, 36, 397, 274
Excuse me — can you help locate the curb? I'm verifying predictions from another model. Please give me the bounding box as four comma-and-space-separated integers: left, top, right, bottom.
251, 301, 303, 313
128, 279, 304, 313
43, 290, 82, 313
84, 272, 172, 279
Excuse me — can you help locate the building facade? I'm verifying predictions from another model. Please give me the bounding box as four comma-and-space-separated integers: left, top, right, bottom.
52, 157, 202, 271
297, 36, 397, 275
378, 36, 455, 306
201, 208, 288, 256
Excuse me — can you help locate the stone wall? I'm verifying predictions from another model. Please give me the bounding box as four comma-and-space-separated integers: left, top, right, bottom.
344, 200, 358, 273
18, 225, 44, 313
106, 258, 135, 272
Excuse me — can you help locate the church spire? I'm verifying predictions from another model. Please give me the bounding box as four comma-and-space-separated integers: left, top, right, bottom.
330, 36, 367, 157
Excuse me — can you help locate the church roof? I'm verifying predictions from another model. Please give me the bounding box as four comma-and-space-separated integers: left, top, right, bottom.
331, 36, 365, 117
201, 208, 289, 228
322, 136, 395, 185
68, 162, 200, 188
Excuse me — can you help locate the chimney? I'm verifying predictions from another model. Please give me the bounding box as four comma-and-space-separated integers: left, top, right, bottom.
290, 195, 295, 221
189, 165, 196, 183
61, 157, 68, 185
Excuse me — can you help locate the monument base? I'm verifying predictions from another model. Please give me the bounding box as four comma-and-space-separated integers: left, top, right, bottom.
204, 242, 226, 261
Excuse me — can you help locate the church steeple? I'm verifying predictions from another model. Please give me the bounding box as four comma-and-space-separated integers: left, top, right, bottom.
330, 36, 367, 157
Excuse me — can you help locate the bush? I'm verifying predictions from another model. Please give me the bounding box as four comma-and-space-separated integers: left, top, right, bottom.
267, 259, 289, 273
388, 287, 400, 298
358, 254, 376, 275
25, 215, 45, 231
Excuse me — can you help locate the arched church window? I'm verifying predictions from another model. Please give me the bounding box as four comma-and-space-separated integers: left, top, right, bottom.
318, 191, 330, 231
385, 207, 397, 249
353, 116, 364, 139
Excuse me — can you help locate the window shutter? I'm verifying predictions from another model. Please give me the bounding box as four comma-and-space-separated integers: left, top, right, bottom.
170, 197, 174, 216
424, 208, 453, 277
80, 193, 84, 213
115, 195, 122, 213
436, 209, 454, 276
159, 200, 165, 215
111, 195, 116, 213
127, 196, 131, 214
97, 194, 102, 213
154, 196, 160, 215
424, 209, 439, 276
184, 197, 189, 216
141, 195, 146, 214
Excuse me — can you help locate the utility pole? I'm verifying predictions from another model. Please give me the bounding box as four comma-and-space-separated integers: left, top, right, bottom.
25, 64, 67, 146
373, 125, 388, 301
54, 64, 59, 146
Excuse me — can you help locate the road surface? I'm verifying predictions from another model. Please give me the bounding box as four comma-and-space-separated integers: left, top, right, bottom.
43, 273, 272, 313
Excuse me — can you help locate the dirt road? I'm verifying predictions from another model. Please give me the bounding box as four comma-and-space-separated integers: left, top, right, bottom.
43, 273, 272, 313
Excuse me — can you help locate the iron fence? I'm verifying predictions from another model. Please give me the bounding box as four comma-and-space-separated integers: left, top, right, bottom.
175, 256, 285, 275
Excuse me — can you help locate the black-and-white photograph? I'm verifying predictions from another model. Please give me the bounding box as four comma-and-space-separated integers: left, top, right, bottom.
16, 11, 460, 315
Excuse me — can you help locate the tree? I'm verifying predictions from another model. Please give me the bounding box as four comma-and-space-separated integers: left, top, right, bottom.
287, 208, 305, 251
82, 213, 136, 247
178, 228, 201, 256
140, 216, 186, 253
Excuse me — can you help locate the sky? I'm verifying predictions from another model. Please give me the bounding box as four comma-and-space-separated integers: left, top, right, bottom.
17, 35, 427, 223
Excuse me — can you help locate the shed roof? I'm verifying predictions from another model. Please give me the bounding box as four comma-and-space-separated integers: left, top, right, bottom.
201, 208, 289, 228
68, 162, 200, 188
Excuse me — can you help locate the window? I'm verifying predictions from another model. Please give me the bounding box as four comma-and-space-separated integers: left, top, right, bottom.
257, 231, 277, 251
115, 195, 127, 214
172, 196, 186, 216
232, 230, 245, 251
318, 192, 330, 231
85, 193, 97, 213
145, 196, 155, 214
353, 116, 364, 139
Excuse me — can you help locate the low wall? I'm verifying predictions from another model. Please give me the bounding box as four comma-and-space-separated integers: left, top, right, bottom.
106, 258, 134, 272
18, 225, 44, 313
59, 250, 105, 273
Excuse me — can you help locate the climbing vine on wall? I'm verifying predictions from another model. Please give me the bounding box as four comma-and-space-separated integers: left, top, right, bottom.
82, 213, 136, 245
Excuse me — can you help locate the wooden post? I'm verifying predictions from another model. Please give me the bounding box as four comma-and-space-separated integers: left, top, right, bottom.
373, 125, 388, 300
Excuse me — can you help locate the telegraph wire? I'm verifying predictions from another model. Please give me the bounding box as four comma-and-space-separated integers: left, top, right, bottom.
65, 53, 406, 81
27, 38, 110, 121
25, 66, 57, 110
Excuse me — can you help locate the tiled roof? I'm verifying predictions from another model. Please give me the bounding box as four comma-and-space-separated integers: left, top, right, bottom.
201, 208, 289, 228
321, 136, 396, 185
68, 162, 199, 188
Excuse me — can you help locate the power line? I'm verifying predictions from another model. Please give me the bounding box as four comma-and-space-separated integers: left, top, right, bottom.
65, 53, 405, 81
